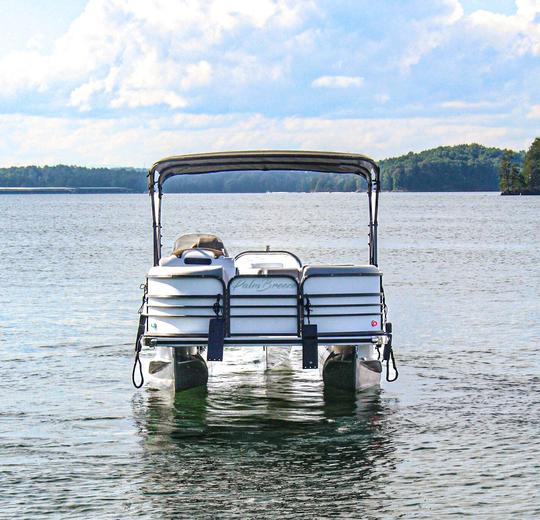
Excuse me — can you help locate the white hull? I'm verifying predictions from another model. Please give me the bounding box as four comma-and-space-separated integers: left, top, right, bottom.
142, 346, 208, 392
318, 344, 382, 391
142, 343, 380, 393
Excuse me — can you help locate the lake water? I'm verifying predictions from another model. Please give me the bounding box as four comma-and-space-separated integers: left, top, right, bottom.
1, 192, 539, 518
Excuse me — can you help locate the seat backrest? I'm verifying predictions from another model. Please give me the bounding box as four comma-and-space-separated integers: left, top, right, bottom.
228, 275, 299, 336
160, 250, 236, 282
146, 266, 224, 336
301, 265, 383, 335
235, 251, 301, 273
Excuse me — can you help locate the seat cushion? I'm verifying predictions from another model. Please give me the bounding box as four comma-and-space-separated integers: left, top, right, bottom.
148, 266, 223, 278
159, 254, 235, 283
302, 264, 380, 277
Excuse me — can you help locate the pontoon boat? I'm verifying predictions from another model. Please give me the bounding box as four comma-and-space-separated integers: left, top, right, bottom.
133, 151, 397, 392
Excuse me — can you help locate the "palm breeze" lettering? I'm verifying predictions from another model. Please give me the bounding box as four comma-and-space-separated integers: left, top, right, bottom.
233, 278, 295, 292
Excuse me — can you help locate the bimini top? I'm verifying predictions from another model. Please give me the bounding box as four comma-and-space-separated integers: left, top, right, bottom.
148, 150, 380, 190
146, 150, 383, 266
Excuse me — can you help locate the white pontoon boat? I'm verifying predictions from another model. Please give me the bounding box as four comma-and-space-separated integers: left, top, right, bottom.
133, 151, 398, 392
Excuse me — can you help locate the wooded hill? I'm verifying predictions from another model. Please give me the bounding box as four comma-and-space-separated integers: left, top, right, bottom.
381, 144, 524, 191
0, 144, 526, 192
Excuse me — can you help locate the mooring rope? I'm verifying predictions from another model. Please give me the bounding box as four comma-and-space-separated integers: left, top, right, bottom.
304, 295, 312, 324
382, 324, 399, 382
385, 347, 399, 382
132, 283, 147, 389
132, 341, 144, 389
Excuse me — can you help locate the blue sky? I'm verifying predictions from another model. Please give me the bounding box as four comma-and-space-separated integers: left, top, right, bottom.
0, 0, 539, 166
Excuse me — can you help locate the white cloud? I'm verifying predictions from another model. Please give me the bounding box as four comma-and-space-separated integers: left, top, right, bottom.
467, 0, 540, 56
440, 100, 497, 109
0, 111, 529, 167
375, 94, 390, 104
393, 0, 532, 75
110, 89, 188, 109
0, 0, 313, 110
312, 76, 364, 88
527, 104, 540, 117
399, 0, 464, 71
69, 80, 105, 112
224, 51, 288, 84
0, 0, 538, 163
181, 61, 213, 89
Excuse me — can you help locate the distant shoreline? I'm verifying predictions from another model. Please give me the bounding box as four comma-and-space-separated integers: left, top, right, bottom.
0, 187, 132, 194
501, 190, 540, 196
0, 187, 508, 194
0, 144, 525, 193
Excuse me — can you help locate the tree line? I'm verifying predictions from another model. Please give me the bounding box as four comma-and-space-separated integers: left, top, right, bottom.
0, 164, 147, 191
1, 143, 536, 193
380, 143, 524, 191
499, 138, 540, 195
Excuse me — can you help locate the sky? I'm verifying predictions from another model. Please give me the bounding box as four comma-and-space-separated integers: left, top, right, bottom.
0, 0, 539, 167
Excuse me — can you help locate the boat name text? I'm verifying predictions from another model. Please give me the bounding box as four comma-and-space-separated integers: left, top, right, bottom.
233, 279, 295, 292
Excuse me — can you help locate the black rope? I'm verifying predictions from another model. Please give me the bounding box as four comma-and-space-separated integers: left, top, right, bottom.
382, 340, 399, 382
379, 285, 393, 370
381, 284, 389, 325
132, 283, 147, 389
212, 294, 222, 317
386, 348, 399, 382
132, 342, 144, 389
304, 296, 312, 324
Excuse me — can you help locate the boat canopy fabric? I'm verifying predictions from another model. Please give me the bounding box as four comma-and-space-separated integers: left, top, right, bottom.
148, 151, 379, 190
172, 233, 228, 257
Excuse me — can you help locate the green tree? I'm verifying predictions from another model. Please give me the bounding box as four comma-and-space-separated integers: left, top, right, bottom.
0, 144, 528, 193
510, 164, 525, 193
499, 149, 512, 193
381, 144, 524, 192
522, 137, 540, 192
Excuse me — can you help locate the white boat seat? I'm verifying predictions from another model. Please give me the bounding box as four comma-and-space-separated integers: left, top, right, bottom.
302, 264, 380, 278
228, 275, 299, 336
182, 249, 215, 265
146, 265, 225, 336
159, 250, 236, 283
301, 264, 383, 334
148, 265, 224, 277
236, 251, 301, 274
259, 268, 301, 280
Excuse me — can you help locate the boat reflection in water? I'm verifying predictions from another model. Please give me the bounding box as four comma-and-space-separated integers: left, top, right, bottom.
132, 361, 397, 517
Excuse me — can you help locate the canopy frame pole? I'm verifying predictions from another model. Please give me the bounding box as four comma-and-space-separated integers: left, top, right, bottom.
148, 169, 162, 266
369, 168, 380, 267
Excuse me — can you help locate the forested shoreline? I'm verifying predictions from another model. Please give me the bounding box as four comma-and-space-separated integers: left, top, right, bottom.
0, 144, 528, 192
499, 138, 540, 195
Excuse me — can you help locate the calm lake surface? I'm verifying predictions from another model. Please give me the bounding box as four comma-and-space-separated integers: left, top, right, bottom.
1, 192, 539, 519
